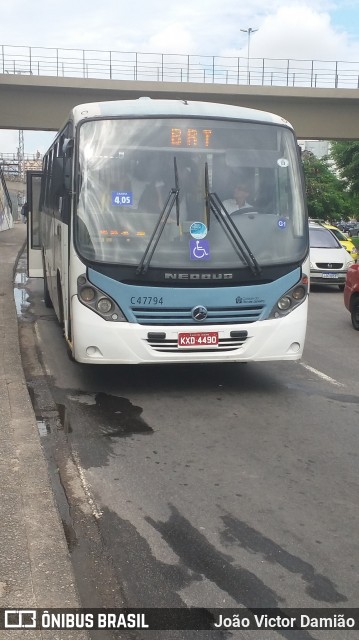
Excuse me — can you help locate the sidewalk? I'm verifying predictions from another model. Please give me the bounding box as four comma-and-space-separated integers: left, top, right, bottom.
0, 224, 87, 638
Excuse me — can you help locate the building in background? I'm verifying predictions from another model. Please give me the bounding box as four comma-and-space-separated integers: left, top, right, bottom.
0, 151, 42, 222
0, 151, 42, 182
298, 140, 330, 158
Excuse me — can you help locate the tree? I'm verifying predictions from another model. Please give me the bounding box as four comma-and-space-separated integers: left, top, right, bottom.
330, 141, 359, 202
302, 152, 355, 221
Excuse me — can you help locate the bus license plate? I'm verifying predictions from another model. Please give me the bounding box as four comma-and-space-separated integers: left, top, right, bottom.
322, 273, 338, 278
178, 332, 218, 348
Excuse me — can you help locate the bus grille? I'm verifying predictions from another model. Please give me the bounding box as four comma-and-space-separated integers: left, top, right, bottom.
146, 335, 248, 352
131, 305, 264, 325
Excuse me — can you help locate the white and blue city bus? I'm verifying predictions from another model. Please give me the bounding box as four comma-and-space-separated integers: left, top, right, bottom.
27, 98, 309, 364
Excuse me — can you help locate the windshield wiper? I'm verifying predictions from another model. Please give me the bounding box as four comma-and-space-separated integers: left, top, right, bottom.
136, 158, 180, 275
204, 163, 261, 276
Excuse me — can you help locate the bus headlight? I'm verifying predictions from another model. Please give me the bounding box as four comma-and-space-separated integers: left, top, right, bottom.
80, 286, 96, 302
97, 297, 113, 314
277, 296, 291, 311
77, 274, 127, 322
268, 277, 308, 319
292, 285, 306, 300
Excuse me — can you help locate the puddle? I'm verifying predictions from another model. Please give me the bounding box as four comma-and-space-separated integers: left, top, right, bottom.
14, 254, 31, 318
56, 403, 73, 433
57, 391, 154, 438
13, 286, 31, 317
14, 271, 28, 285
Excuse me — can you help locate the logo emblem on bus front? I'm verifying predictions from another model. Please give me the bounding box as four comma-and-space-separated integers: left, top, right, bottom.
192, 305, 208, 321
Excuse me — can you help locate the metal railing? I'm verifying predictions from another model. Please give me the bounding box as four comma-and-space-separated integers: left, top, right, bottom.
2, 44, 359, 89
0, 153, 42, 181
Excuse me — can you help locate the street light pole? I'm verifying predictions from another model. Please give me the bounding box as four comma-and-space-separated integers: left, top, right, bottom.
240, 27, 258, 83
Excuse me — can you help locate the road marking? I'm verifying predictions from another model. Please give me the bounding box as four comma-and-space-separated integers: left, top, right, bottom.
300, 362, 344, 387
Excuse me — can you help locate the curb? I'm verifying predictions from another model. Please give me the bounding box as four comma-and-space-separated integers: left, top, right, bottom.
0, 226, 89, 639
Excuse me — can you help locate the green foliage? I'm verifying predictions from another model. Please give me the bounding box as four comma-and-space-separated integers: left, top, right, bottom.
330, 141, 359, 199
302, 152, 358, 221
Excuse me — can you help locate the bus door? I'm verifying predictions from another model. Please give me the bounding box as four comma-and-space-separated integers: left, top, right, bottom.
51, 196, 66, 322
27, 170, 43, 277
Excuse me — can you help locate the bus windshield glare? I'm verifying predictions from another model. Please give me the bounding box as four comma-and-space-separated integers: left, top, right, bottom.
75, 117, 307, 269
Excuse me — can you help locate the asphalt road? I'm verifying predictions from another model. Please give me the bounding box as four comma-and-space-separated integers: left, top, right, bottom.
16, 264, 359, 640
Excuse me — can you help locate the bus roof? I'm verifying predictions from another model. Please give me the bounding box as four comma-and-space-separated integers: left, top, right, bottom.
70, 97, 293, 130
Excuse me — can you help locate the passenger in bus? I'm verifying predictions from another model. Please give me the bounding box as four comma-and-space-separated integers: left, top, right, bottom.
222, 181, 254, 214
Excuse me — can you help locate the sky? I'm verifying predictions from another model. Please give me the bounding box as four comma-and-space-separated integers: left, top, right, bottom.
1, 0, 359, 154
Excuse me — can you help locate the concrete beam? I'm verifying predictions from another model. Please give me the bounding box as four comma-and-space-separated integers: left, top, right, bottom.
1, 73, 359, 139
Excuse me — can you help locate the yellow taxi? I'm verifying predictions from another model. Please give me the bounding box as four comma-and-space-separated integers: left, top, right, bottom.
324, 224, 358, 262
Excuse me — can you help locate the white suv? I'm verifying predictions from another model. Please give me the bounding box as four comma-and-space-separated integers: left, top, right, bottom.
309, 222, 355, 290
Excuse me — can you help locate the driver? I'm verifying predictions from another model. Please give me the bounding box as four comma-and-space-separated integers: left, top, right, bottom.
222, 181, 253, 214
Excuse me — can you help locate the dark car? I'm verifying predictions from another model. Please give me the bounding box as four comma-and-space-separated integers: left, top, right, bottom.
338, 222, 352, 233
344, 264, 359, 330
338, 222, 359, 237
348, 223, 359, 237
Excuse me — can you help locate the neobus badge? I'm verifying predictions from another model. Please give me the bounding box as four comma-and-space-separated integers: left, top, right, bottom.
164, 273, 233, 280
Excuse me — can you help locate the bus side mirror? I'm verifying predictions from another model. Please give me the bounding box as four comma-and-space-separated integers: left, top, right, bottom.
62, 138, 73, 156
52, 156, 66, 195
64, 157, 72, 192
62, 138, 74, 193
52, 156, 72, 194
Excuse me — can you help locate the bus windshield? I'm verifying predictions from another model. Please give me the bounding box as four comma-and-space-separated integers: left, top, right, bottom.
75, 117, 307, 269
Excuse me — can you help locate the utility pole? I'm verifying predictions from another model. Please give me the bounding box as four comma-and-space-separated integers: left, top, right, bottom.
240, 27, 258, 84
17, 129, 25, 183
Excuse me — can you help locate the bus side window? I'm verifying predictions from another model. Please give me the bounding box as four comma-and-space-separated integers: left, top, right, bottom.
60, 133, 73, 224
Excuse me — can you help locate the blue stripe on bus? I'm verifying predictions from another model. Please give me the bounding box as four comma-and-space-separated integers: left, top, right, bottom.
87, 267, 301, 323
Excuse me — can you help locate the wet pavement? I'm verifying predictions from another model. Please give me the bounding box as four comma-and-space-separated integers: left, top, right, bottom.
0, 224, 88, 638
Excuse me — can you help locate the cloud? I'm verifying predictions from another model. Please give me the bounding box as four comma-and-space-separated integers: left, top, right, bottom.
249, 5, 357, 61
148, 23, 195, 54
0, 1, 358, 59
0, 131, 55, 157
1, 1, 359, 153
0, 131, 20, 155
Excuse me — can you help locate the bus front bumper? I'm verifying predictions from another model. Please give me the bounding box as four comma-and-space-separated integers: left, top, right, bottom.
71, 297, 308, 365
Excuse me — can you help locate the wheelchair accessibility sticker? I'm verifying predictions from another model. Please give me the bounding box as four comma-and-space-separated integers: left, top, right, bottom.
189, 239, 210, 260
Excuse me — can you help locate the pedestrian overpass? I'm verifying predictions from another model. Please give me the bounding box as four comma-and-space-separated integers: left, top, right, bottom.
1, 72, 359, 140
1, 45, 359, 139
